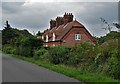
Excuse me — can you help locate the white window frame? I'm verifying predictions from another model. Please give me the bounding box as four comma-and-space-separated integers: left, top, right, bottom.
75, 34, 81, 40
46, 35, 48, 42
52, 33, 55, 41
42, 36, 44, 40
46, 45, 48, 47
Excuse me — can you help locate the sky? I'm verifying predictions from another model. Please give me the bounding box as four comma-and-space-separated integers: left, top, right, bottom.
1, 0, 119, 37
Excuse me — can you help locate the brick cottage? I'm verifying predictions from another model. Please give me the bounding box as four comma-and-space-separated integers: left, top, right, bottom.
41, 12, 96, 47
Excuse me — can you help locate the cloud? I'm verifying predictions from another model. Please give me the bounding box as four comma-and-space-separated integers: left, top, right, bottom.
2, 0, 119, 2
74, 2, 118, 36
1, 2, 118, 37
0, 3, 2, 31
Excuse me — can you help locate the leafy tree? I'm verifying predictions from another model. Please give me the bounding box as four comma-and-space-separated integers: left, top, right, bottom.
2, 28, 19, 45
2, 21, 43, 57
2, 21, 33, 45
95, 31, 119, 44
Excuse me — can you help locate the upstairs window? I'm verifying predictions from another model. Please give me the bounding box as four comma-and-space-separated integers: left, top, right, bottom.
75, 34, 81, 40
42, 36, 44, 40
52, 33, 55, 41
46, 35, 48, 42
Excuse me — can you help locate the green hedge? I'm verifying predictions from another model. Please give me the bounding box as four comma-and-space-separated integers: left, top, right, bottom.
48, 46, 70, 64
3, 38, 120, 80
33, 48, 48, 60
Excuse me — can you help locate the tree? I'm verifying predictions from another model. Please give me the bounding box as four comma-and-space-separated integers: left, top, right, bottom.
2, 27, 18, 45
113, 23, 120, 32
36, 31, 43, 36
2, 21, 33, 45
113, 23, 120, 28
18, 36, 43, 57
4, 20, 11, 29
2, 21, 43, 57
100, 17, 112, 33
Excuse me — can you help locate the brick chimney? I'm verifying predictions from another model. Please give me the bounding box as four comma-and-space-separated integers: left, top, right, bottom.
56, 17, 64, 27
50, 19, 56, 29
50, 12, 74, 28
63, 12, 73, 24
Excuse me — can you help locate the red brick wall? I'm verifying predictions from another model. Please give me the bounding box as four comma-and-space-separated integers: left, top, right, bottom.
61, 27, 95, 46
43, 27, 95, 47
44, 41, 61, 47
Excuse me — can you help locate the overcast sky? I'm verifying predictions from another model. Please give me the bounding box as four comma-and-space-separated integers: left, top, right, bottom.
1, 0, 119, 37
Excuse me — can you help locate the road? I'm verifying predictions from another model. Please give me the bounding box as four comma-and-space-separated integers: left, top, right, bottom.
2, 54, 80, 82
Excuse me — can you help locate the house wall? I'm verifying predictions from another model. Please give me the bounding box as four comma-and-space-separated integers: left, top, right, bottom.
61, 27, 95, 46
44, 41, 61, 47
43, 27, 95, 47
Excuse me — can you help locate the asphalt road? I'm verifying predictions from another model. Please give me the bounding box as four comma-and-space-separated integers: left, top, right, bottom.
2, 54, 80, 82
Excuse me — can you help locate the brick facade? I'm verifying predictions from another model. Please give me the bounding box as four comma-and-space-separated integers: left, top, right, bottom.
41, 13, 96, 47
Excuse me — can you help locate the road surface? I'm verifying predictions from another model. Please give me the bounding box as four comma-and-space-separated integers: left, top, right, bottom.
2, 54, 80, 82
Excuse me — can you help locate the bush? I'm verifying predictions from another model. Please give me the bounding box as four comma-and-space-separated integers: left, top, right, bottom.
94, 39, 120, 79
67, 42, 95, 66
106, 49, 120, 79
33, 48, 48, 60
48, 46, 70, 64
2, 44, 14, 54
18, 46, 33, 57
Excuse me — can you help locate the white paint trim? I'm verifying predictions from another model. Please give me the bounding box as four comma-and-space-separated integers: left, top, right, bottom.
52, 33, 55, 41
46, 35, 48, 42
75, 34, 81, 40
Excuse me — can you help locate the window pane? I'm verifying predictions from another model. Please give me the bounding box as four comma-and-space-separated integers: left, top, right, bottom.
75, 34, 81, 40
78, 34, 80, 39
75, 34, 77, 40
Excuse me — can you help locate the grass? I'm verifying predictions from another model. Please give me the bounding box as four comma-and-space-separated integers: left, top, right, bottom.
6, 53, 120, 84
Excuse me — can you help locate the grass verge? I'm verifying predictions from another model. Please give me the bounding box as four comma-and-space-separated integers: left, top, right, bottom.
6, 53, 120, 84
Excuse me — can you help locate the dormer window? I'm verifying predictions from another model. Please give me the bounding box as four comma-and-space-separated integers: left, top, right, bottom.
52, 33, 55, 41
46, 35, 48, 42
75, 34, 81, 40
42, 36, 44, 40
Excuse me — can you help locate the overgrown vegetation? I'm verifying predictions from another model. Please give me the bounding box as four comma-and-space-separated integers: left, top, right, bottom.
9, 54, 119, 83
2, 21, 120, 82
2, 21, 43, 57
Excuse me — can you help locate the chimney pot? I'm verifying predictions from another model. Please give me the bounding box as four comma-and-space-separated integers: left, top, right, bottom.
65, 12, 66, 15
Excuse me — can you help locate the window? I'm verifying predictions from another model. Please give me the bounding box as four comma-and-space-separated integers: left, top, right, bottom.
52, 33, 55, 41
46, 35, 48, 42
75, 34, 81, 40
42, 36, 44, 40
46, 45, 48, 47
53, 44, 55, 47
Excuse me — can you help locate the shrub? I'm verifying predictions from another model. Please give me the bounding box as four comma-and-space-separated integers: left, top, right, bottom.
48, 46, 70, 64
2, 44, 14, 54
33, 48, 48, 60
106, 49, 120, 79
18, 46, 33, 57
67, 42, 95, 66
95, 39, 120, 79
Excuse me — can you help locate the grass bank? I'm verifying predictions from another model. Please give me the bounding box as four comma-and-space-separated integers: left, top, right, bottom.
7, 54, 120, 84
